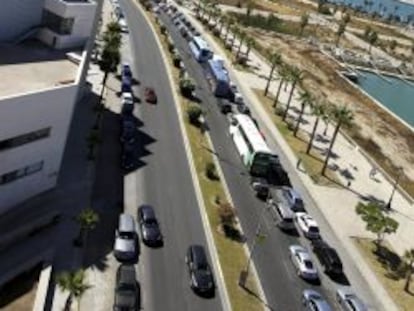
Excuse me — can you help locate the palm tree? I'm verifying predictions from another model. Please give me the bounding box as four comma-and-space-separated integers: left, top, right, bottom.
300, 13, 309, 36
244, 37, 256, 59
236, 30, 246, 59
56, 269, 90, 311
224, 17, 234, 42
404, 249, 414, 292
264, 51, 282, 96
282, 66, 304, 122
321, 105, 354, 176
99, 22, 122, 105
306, 101, 328, 154
219, 15, 228, 35
272, 64, 290, 108
336, 21, 346, 46
74, 208, 99, 247
294, 90, 313, 137
231, 25, 240, 51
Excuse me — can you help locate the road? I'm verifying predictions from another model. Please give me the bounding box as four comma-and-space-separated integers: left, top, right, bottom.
159, 9, 377, 311
119, 0, 224, 310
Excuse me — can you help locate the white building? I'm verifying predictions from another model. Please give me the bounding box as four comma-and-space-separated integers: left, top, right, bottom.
0, 0, 98, 213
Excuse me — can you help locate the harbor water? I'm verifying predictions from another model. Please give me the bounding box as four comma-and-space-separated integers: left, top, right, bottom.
330, 0, 414, 21
356, 70, 414, 128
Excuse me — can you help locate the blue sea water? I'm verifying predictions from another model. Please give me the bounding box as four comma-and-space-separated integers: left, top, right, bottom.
356, 70, 414, 127
330, 0, 414, 21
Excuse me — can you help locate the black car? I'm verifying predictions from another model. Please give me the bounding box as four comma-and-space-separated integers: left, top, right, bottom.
237, 103, 250, 115
113, 264, 140, 311
217, 99, 232, 114
185, 245, 214, 296
138, 205, 163, 246
312, 239, 343, 275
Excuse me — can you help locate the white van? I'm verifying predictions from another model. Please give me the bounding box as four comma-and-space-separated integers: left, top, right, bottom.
267, 197, 296, 231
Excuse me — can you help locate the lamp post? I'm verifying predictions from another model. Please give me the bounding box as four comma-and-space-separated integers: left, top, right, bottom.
385, 167, 403, 210
239, 206, 268, 288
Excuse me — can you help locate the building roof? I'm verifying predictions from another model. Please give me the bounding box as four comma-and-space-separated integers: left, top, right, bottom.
0, 40, 79, 98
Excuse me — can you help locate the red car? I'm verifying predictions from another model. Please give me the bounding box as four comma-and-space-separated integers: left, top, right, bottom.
144, 87, 157, 103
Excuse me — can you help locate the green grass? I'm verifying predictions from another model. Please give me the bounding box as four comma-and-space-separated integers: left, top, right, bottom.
144, 9, 264, 311
253, 89, 341, 187
353, 237, 414, 311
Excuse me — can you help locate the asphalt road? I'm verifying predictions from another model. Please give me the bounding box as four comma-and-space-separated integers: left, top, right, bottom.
119, 1, 224, 310
159, 10, 378, 311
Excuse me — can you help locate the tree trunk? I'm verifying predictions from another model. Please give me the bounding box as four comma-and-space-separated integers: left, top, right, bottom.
405, 262, 413, 292
283, 81, 297, 121
264, 65, 276, 96
246, 47, 251, 59
322, 121, 341, 176
272, 79, 283, 108
306, 117, 319, 154
294, 102, 306, 137
64, 294, 73, 311
236, 38, 244, 58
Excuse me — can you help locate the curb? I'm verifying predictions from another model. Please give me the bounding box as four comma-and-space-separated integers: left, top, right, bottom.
133, 2, 232, 311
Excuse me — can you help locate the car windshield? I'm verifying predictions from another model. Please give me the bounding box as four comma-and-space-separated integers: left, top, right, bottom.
144, 218, 157, 226
304, 260, 314, 269
309, 226, 320, 233
119, 232, 134, 239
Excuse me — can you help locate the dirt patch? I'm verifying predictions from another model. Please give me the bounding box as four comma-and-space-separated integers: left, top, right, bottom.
246, 28, 414, 188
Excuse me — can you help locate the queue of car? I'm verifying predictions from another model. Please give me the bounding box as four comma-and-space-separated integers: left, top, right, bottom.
162, 3, 369, 310
112, 4, 216, 307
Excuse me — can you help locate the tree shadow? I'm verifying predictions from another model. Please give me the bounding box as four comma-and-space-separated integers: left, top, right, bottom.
240, 284, 276, 311
222, 225, 246, 244
373, 244, 405, 281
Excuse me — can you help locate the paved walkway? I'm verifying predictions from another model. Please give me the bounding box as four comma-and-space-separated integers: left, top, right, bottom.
181, 3, 414, 310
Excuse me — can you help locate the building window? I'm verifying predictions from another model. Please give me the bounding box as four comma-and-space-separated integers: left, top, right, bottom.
42, 9, 74, 35
0, 161, 44, 185
0, 128, 51, 152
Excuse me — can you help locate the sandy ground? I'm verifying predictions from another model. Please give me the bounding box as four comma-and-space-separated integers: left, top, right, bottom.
247, 28, 414, 180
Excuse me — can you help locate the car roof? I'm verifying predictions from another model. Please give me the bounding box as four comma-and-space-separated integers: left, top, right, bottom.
117, 264, 136, 285
190, 245, 208, 264
300, 214, 318, 226
140, 205, 156, 218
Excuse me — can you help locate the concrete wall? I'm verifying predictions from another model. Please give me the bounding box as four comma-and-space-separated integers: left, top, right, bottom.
0, 85, 78, 212
39, 0, 96, 49
0, 0, 45, 42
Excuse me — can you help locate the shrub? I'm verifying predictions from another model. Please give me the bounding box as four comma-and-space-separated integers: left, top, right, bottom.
187, 105, 202, 126
173, 53, 181, 67
180, 78, 196, 98
275, 106, 284, 116
160, 24, 167, 34
218, 202, 236, 226
206, 162, 219, 180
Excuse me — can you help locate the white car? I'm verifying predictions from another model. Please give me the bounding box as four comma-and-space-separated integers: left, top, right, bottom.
289, 245, 319, 281
118, 18, 128, 33
336, 287, 367, 311
234, 92, 244, 105
295, 212, 320, 239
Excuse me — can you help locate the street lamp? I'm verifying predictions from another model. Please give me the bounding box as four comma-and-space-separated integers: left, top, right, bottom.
238, 206, 268, 288
385, 167, 403, 211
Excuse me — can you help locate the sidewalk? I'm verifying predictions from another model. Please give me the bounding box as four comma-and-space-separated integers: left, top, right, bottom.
181, 5, 414, 311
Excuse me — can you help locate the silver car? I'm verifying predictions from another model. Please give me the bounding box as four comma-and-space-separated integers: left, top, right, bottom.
302, 289, 333, 311
336, 287, 367, 311
114, 214, 138, 262
289, 245, 318, 281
